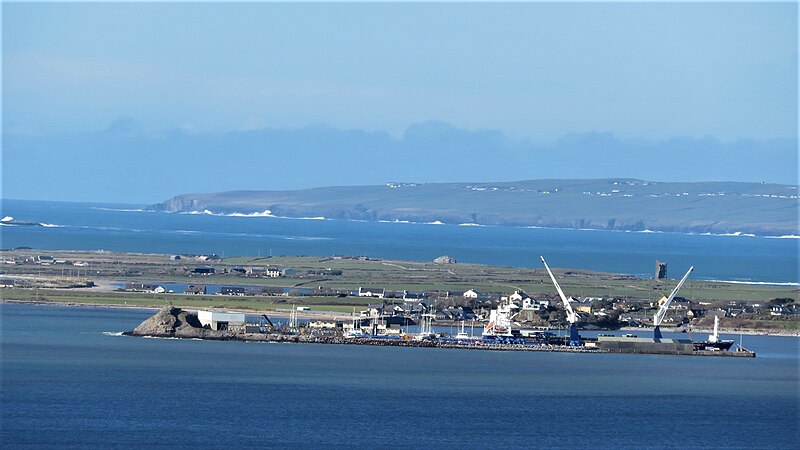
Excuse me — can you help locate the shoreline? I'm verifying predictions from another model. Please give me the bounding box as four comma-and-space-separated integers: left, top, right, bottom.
161, 209, 799, 241
4, 299, 798, 338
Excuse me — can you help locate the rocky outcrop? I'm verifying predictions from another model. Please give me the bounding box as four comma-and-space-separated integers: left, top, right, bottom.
129, 307, 288, 340
131, 306, 225, 339
433, 255, 457, 264
132, 307, 181, 336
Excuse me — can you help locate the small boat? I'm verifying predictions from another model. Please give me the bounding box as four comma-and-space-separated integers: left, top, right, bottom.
454, 320, 472, 340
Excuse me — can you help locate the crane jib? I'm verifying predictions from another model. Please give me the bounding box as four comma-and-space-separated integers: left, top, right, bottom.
653, 266, 694, 327
540, 256, 578, 323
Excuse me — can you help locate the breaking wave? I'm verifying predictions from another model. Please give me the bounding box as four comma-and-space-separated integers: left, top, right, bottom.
378, 219, 445, 225
706, 279, 799, 287
705, 231, 757, 237
180, 210, 326, 220
226, 210, 273, 217
0, 217, 64, 228
90, 207, 147, 212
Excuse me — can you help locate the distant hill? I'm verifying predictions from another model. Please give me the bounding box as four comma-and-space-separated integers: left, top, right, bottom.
147, 179, 799, 236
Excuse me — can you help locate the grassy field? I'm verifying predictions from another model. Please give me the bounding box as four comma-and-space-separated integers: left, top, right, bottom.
1, 250, 797, 308
0, 288, 376, 314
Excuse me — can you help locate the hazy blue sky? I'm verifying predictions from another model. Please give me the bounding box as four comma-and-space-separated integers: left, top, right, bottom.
2, 2, 798, 202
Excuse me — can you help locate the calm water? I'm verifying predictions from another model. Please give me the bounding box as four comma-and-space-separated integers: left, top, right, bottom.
2, 304, 798, 448
1, 199, 798, 283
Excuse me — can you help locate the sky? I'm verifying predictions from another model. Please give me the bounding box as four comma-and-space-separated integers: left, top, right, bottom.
2, 2, 798, 203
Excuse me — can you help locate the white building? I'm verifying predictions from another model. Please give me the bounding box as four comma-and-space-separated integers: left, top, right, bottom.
197, 310, 246, 331
358, 287, 385, 298
522, 298, 540, 311
509, 290, 529, 303
463, 289, 480, 299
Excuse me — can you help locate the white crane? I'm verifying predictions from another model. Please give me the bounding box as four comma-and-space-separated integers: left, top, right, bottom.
540, 256, 581, 345
652, 266, 693, 339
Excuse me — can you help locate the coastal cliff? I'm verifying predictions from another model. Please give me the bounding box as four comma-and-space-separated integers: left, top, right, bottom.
147, 179, 799, 236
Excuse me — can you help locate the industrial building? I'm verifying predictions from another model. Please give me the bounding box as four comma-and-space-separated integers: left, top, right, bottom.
197, 310, 246, 331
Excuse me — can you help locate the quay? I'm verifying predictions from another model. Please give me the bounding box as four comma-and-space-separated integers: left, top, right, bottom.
126, 307, 756, 357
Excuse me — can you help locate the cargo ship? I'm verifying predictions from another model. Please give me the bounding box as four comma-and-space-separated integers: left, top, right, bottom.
692, 316, 735, 351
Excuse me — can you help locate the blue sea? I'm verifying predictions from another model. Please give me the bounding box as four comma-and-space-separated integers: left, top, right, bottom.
1, 304, 798, 448
1, 199, 798, 284
1, 200, 799, 448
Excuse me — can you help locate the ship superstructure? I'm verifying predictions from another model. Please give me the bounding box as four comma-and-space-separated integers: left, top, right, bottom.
481, 296, 520, 340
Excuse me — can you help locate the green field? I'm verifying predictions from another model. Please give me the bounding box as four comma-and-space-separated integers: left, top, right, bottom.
1, 250, 797, 315
0, 288, 377, 314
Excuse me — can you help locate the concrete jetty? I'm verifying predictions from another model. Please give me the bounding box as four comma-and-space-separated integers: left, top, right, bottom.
126, 307, 755, 357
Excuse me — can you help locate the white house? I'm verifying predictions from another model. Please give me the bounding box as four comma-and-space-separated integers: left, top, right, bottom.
509, 290, 529, 303
125, 283, 166, 294
358, 287, 385, 298
770, 305, 787, 316
522, 298, 542, 311
463, 289, 480, 299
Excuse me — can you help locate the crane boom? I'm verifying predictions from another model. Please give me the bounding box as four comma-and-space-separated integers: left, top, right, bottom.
540, 256, 578, 324
540, 256, 581, 345
653, 266, 694, 328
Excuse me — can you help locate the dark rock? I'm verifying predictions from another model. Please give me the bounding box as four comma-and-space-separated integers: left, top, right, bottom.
131, 306, 216, 338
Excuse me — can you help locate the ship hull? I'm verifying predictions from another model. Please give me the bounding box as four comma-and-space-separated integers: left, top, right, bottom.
693, 340, 734, 351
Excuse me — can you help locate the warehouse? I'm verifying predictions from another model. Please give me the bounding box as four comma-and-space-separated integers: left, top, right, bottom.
197, 310, 246, 331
